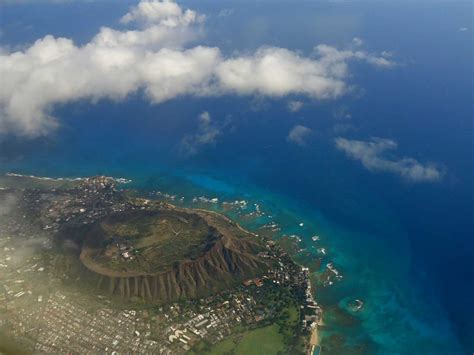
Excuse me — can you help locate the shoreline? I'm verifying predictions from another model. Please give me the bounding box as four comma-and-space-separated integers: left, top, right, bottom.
3, 173, 325, 353
308, 327, 319, 355
194, 205, 323, 353
4, 172, 132, 184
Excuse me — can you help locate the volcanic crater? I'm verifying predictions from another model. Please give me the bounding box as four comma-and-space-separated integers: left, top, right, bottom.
78, 208, 268, 303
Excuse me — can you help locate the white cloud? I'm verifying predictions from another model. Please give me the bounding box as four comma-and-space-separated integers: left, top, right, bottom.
335, 137, 443, 182
458, 27, 468, 32
287, 100, 303, 112
120, 0, 204, 28
216, 47, 349, 98
180, 111, 224, 156
0, 0, 395, 136
287, 125, 312, 146
316, 44, 395, 70
352, 37, 364, 46
198, 110, 211, 125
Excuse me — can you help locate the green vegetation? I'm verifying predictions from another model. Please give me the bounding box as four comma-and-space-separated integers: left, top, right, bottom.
288, 305, 299, 324
276, 236, 300, 255
191, 325, 285, 355
0, 333, 33, 355
85, 210, 218, 273
191, 290, 304, 355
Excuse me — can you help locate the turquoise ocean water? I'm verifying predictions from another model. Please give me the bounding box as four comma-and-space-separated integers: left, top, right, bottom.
0, 1, 472, 353
1, 163, 464, 353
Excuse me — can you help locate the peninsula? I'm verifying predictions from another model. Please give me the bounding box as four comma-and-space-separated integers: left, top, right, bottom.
0, 174, 322, 354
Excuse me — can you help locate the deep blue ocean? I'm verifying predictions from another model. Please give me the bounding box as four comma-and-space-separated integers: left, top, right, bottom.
0, 1, 472, 354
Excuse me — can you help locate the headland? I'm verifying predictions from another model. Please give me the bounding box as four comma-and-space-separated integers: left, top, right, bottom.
0, 174, 322, 354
